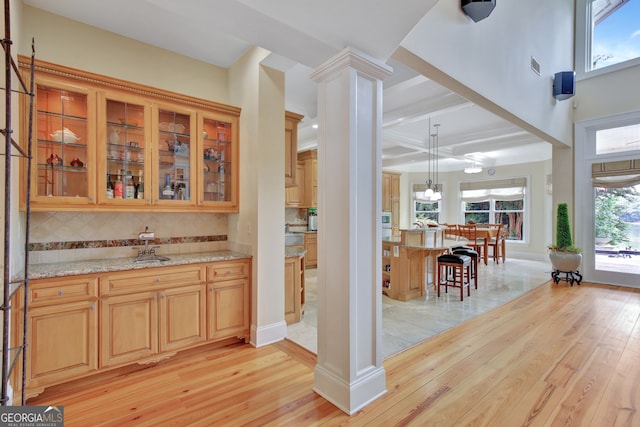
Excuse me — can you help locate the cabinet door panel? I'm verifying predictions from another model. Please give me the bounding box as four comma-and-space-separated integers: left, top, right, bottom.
98, 93, 151, 205
30, 78, 96, 206
284, 258, 301, 324
159, 285, 206, 353
100, 292, 158, 368
208, 278, 249, 340
28, 301, 98, 388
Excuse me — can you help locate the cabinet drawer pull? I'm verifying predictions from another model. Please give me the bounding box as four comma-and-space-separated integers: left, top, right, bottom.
58, 289, 64, 297
161, 293, 165, 299
209, 287, 214, 292
157, 278, 161, 284
91, 304, 95, 311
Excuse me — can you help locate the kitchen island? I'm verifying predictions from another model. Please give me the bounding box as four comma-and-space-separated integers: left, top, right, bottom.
382, 233, 467, 301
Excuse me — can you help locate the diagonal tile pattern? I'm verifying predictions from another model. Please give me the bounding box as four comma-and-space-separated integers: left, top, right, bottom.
287, 258, 552, 358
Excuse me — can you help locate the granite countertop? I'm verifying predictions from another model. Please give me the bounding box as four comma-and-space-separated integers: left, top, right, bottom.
28, 250, 252, 280
285, 247, 307, 258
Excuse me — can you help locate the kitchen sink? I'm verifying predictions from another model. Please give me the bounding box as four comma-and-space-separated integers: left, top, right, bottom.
285, 233, 304, 246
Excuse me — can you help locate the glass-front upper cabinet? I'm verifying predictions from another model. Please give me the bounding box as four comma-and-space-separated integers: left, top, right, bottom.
32, 80, 96, 206
155, 106, 196, 206
198, 112, 239, 209
97, 93, 149, 205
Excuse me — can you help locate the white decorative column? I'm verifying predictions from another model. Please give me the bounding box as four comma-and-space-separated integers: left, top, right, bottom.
310, 48, 392, 415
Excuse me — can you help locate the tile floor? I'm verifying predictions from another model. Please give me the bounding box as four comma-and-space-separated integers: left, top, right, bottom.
286, 257, 552, 359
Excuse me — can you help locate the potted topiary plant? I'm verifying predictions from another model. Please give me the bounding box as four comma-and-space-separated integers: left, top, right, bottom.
548, 203, 583, 284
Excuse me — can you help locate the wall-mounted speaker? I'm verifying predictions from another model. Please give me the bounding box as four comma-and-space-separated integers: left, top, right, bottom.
553, 71, 575, 100
461, 0, 496, 23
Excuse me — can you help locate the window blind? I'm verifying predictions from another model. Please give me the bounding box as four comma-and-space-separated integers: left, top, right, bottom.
591, 159, 640, 188
459, 177, 526, 202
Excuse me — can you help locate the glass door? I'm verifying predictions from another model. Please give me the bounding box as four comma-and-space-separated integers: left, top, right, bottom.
201, 117, 232, 203
156, 108, 195, 205
34, 82, 93, 204
575, 115, 640, 288
100, 96, 148, 204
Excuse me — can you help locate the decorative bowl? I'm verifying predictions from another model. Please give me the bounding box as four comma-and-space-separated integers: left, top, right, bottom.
51, 128, 80, 144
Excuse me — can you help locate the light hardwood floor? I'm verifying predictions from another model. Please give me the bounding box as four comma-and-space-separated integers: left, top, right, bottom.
29, 281, 640, 426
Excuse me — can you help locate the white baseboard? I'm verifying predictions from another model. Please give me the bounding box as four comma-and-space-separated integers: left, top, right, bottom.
250, 321, 287, 347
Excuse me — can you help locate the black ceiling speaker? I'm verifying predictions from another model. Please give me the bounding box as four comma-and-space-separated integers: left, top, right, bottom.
461, 0, 496, 23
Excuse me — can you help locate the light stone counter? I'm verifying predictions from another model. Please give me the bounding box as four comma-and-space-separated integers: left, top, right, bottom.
285, 247, 307, 258
28, 250, 252, 280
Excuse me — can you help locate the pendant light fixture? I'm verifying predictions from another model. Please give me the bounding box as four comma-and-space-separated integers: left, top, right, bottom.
423, 120, 442, 201
464, 162, 482, 174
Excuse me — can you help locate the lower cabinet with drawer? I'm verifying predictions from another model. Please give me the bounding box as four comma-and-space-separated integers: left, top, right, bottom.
25, 275, 99, 396
18, 258, 251, 400
99, 264, 207, 368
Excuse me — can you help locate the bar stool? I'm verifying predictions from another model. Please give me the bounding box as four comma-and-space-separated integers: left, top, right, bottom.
451, 247, 479, 289
437, 253, 472, 301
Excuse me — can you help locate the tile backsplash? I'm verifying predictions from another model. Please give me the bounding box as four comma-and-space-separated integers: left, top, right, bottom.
29, 211, 228, 264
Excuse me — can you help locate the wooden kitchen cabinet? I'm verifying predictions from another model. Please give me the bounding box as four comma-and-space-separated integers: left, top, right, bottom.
25, 75, 97, 208
299, 150, 317, 208
285, 111, 304, 188
99, 264, 206, 367
159, 284, 207, 353
20, 56, 241, 213
207, 260, 251, 340
23, 275, 99, 396
198, 113, 240, 210
304, 233, 317, 268
100, 290, 159, 368
285, 162, 305, 207
16, 259, 250, 399
383, 172, 401, 237
284, 255, 305, 324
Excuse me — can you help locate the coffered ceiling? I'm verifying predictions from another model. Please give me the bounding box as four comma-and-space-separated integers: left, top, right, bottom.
24, 0, 552, 173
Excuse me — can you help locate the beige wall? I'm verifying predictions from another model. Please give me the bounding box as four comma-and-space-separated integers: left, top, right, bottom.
20, 6, 230, 105
400, 158, 552, 260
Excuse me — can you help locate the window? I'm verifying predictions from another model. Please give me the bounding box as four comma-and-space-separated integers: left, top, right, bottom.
460, 178, 526, 241
412, 184, 440, 224
595, 123, 640, 155
578, 0, 640, 76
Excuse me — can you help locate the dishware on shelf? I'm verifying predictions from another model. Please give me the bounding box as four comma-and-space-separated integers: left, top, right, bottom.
70, 157, 84, 167
109, 128, 121, 145
50, 127, 80, 144
46, 153, 62, 165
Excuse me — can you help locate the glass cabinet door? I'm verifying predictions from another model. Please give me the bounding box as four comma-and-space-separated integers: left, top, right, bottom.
157, 109, 194, 203
34, 83, 92, 202
102, 97, 147, 203
201, 117, 233, 203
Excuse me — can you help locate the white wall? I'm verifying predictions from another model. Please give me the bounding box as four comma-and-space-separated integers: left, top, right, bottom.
574, 64, 640, 123
398, 0, 574, 148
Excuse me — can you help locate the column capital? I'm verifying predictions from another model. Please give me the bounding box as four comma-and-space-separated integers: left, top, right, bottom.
310, 47, 393, 83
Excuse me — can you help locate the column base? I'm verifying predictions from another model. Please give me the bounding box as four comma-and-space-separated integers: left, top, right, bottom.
313, 364, 387, 415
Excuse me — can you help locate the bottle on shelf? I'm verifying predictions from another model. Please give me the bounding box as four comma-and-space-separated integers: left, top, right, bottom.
162, 173, 174, 199
136, 170, 144, 200
106, 174, 114, 199
114, 169, 124, 199
125, 171, 135, 199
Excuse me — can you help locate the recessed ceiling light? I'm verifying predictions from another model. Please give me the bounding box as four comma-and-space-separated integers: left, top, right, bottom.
312, 124, 318, 129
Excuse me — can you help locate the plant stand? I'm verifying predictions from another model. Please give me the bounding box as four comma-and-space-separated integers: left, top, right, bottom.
551, 269, 582, 286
